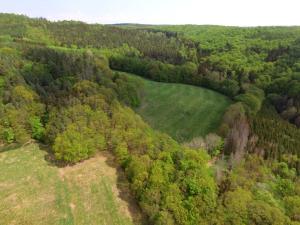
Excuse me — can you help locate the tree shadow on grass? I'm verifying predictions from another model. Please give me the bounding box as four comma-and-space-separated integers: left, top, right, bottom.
39, 143, 148, 225
103, 152, 148, 225
0, 143, 22, 153
38, 143, 72, 168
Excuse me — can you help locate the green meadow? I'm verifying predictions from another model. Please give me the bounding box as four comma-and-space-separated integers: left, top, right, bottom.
0, 144, 141, 225
125, 73, 232, 142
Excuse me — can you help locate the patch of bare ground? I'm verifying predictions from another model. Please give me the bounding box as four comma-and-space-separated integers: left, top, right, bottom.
58, 151, 145, 225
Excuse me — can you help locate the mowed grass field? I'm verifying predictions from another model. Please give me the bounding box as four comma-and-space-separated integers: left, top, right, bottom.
0, 144, 141, 225
124, 73, 232, 142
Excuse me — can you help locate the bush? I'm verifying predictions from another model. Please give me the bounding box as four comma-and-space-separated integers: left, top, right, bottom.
235, 93, 262, 115
3, 127, 15, 143
29, 116, 45, 141
248, 201, 288, 225
53, 123, 105, 163
284, 196, 300, 222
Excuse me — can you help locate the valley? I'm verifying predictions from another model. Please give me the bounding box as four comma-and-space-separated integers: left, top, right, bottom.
124, 72, 231, 142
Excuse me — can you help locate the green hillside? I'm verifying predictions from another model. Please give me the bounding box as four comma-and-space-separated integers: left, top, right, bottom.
124, 73, 232, 142
0, 144, 141, 225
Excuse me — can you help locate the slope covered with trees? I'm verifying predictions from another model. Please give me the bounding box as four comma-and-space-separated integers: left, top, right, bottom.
0, 36, 217, 224
0, 13, 300, 225
111, 24, 300, 174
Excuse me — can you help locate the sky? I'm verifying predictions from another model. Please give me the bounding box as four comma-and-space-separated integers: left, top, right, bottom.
0, 0, 300, 26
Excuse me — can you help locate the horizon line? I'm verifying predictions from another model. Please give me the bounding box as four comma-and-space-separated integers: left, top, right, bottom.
2, 12, 300, 28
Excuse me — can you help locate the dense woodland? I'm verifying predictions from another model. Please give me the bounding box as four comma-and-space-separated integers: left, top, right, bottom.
0, 13, 300, 225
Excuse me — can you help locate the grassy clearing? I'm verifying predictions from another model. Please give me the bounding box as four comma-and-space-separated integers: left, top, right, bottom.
124, 73, 232, 142
0, 144, 141, 225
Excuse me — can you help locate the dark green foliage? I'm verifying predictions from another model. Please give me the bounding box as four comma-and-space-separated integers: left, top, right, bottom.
3, 13, 300, 122
0, 13, 197, 64
110, 55, 243, 98
251, 102, 300, 173
113, 72, 143, 107
235, 87, 265, 116
215, 155, 300, 225
219, 79, 240, 97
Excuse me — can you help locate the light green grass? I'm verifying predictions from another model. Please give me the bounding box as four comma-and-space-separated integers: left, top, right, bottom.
124, 73, 232, 142
0, 144, 139, 225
